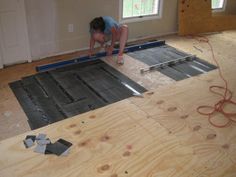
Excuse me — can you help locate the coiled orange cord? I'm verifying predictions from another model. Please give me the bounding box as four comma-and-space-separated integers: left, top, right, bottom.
189, 35, 236, 128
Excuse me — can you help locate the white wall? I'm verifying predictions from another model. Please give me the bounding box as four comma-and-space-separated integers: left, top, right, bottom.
25, 0, 58, 59
0, 32, 3, 68
25, 0, 178, 60
0, 48, 3, 69
0, 0, 31, 66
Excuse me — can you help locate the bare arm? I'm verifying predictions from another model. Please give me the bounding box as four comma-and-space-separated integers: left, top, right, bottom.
89, 37, 95, 56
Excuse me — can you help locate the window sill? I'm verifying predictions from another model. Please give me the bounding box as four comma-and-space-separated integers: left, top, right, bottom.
212, 8, 225, 13
119, 15, 162, 24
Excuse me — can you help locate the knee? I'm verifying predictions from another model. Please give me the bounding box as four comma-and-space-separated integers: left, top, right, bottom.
121, 25, 128, 31
121, 25, 129, 36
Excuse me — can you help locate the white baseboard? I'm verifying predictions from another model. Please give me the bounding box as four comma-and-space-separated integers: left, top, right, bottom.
35, 47, 90, 61
128, 31, 178, 43
3, 60, 28, 67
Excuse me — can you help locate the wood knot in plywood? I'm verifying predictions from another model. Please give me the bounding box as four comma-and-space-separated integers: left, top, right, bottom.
193, 125, 201, 131
126, 144, 133, 150
89, 115, 96, 119
111, 174, 118, 177
156, 100, 164, 105
206, 134, 217, 140
74, 130, 82, 135
100, 135, 111, 142
168, 107, 177, 112
180, 115, 189, 119
222, 144, 230, 149
78, 139, 91, 147
146, 92, 154, 95
68, 124, 76, 128
98, 164, 110, 173
123, 151, 131, 157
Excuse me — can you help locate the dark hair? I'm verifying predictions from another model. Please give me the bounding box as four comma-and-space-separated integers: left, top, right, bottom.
90, 17, 105, 33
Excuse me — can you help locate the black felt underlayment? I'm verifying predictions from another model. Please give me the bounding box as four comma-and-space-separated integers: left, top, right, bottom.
10, 60, 146, 130
128, 44, 217, 81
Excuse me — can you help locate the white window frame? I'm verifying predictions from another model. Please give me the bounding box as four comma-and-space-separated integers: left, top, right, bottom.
119, 0, 163, 24
212, 0, 227, 12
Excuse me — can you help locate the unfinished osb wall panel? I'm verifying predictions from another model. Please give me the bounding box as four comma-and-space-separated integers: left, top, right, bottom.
179, 0, 236, 35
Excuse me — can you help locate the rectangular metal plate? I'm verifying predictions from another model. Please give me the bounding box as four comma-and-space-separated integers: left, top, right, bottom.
45, 139, 72, 156
10, 60, 146, 129
128, 45, 217, 81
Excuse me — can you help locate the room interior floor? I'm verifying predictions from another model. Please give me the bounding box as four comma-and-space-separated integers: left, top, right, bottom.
0, 31, 235, 141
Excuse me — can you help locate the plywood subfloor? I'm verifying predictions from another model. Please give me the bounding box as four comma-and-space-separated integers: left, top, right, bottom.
0, 40, 174, 140
0, 31, 236, 176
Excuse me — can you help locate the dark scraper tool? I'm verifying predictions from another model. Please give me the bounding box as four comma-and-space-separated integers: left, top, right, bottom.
23, 139, 34, 148
45, 139, 73, 156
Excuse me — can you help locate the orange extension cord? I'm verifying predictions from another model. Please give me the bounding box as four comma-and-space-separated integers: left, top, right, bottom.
188, 35, 236, 128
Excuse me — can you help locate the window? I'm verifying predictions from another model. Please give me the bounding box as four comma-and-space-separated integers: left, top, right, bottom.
120, 0, 162, 23
212, 0, 226, 10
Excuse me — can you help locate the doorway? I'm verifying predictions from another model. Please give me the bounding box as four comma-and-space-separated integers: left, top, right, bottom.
0, 0, 31, 67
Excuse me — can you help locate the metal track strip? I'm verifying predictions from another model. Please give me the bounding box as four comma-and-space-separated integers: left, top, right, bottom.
36, 40, 166, 72
140, 55, 196, 74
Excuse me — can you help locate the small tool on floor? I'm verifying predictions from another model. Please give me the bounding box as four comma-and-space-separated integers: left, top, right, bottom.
23, 135, 36, 148
34, 144, 47, 154
23, 133, 72, 156
45, 139, 73, 156
140, 55, 196, 74
24, 139, 35, 148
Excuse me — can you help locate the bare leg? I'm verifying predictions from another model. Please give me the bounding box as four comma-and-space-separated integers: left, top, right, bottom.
117, 25, 128, 64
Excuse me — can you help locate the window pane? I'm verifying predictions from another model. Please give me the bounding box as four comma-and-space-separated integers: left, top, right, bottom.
123, 0, 159, 18
212, 0, 225, 9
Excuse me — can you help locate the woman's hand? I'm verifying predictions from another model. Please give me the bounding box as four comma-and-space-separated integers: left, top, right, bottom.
106, 45, 114, 56
88, 50, 95, 57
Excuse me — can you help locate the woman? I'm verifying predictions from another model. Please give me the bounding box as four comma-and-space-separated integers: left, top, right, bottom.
89, 16, 128, 64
